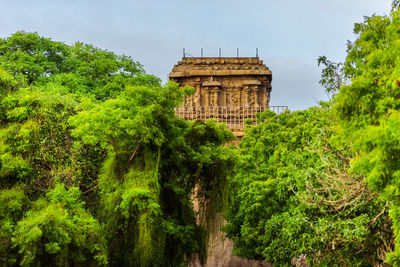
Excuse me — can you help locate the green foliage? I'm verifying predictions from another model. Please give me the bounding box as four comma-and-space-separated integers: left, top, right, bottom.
225, 108, 388, 266
335, 14, 397, 125
331, 7, 400, 264
69, 78, 234, 265
0, 31, 68, 84
0, 68, 18, 97
0, 31, 160, 100
98, 152, 165, 266
69, 81, 184, 154
11, 22, 400, 266
317, 56, 347, 94
0, 31, 235, 266
0, 86, 78, 190
13, 184, 107, 266
393, 0, 400, 11
0, 187, 27, 265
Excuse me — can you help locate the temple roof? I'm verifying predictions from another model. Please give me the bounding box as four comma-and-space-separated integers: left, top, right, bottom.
169, 57, 272, 78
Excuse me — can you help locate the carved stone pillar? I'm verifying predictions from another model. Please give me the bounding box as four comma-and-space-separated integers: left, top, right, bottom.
252, 86, 260, 107
244, 86, 251, 107
205, 90, 211, 106
194, 84, 201, 107
212, 88, 218, 106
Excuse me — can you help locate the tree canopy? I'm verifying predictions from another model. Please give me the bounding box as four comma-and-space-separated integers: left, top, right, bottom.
224, 4, 400, 266
331, 6, 400, 265
0, 31, 234, 266
225, 108, 389, 266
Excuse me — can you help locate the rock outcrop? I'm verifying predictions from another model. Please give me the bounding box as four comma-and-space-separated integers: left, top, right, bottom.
189, 184, 272, 267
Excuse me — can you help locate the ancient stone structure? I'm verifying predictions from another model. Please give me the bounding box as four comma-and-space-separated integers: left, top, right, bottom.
171, 57, 275, 266
169, 57, 272, 107
170, 57, 278, 131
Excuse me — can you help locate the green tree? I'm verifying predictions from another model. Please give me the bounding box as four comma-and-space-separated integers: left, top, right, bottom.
0, 187, 27, 265
0, 31, 236, 266
0, 31, 160, 100
225, 108, 388, 266
317, 56, 347, 94
70, 81, 235, 266
331, 5, 400, 264
13, 184, 107, 266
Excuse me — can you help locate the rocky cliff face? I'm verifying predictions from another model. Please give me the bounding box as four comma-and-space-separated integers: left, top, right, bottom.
189, 184, 272, 267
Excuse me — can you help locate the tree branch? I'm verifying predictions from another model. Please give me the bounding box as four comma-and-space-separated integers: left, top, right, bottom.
128, 137, 143, 164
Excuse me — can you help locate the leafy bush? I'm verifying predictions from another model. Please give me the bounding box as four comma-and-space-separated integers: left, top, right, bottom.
225, 108, 389, 266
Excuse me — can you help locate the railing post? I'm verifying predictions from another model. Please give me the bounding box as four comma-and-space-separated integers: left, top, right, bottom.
175, 105, 288, 129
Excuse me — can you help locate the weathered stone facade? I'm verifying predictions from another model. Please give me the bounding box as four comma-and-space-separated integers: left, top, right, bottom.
169, 57, 272, 108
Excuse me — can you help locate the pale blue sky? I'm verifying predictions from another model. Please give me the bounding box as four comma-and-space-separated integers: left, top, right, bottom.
0, 0, 392, 110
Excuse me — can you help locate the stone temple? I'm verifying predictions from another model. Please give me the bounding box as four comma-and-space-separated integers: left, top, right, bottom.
171, 56, 276, 266
170, 57, 286, 132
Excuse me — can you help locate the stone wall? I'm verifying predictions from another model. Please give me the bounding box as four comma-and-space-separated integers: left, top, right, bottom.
189, 184, 272, 267
169, 57, 272, 109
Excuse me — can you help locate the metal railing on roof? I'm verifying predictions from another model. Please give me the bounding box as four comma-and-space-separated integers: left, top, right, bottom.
175, 106, 288, 130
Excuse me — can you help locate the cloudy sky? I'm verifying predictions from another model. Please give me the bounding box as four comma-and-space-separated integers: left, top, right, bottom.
0, 0, 392, 110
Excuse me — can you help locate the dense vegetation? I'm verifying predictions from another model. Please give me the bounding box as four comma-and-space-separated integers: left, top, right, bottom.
0, 32, 234, 266
225, 3, 400, 266
2, 3, 400, 266
225, 108, 390, 266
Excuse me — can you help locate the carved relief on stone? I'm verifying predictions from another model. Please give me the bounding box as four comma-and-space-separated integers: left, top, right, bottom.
242, 81, 261, 107
248, 91, 256, 106
185, 95, 193, 106
225, 90, 233, 106
226, 92, 232, 106
233, 91, 241, 106
202, 81, 221, 107
170, 57, 273, 124
259, 90, 264, 106
193, 85, 201, 107
203, 88, 216, 106
225, 85, 241, 107
209, 89, 219, 106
